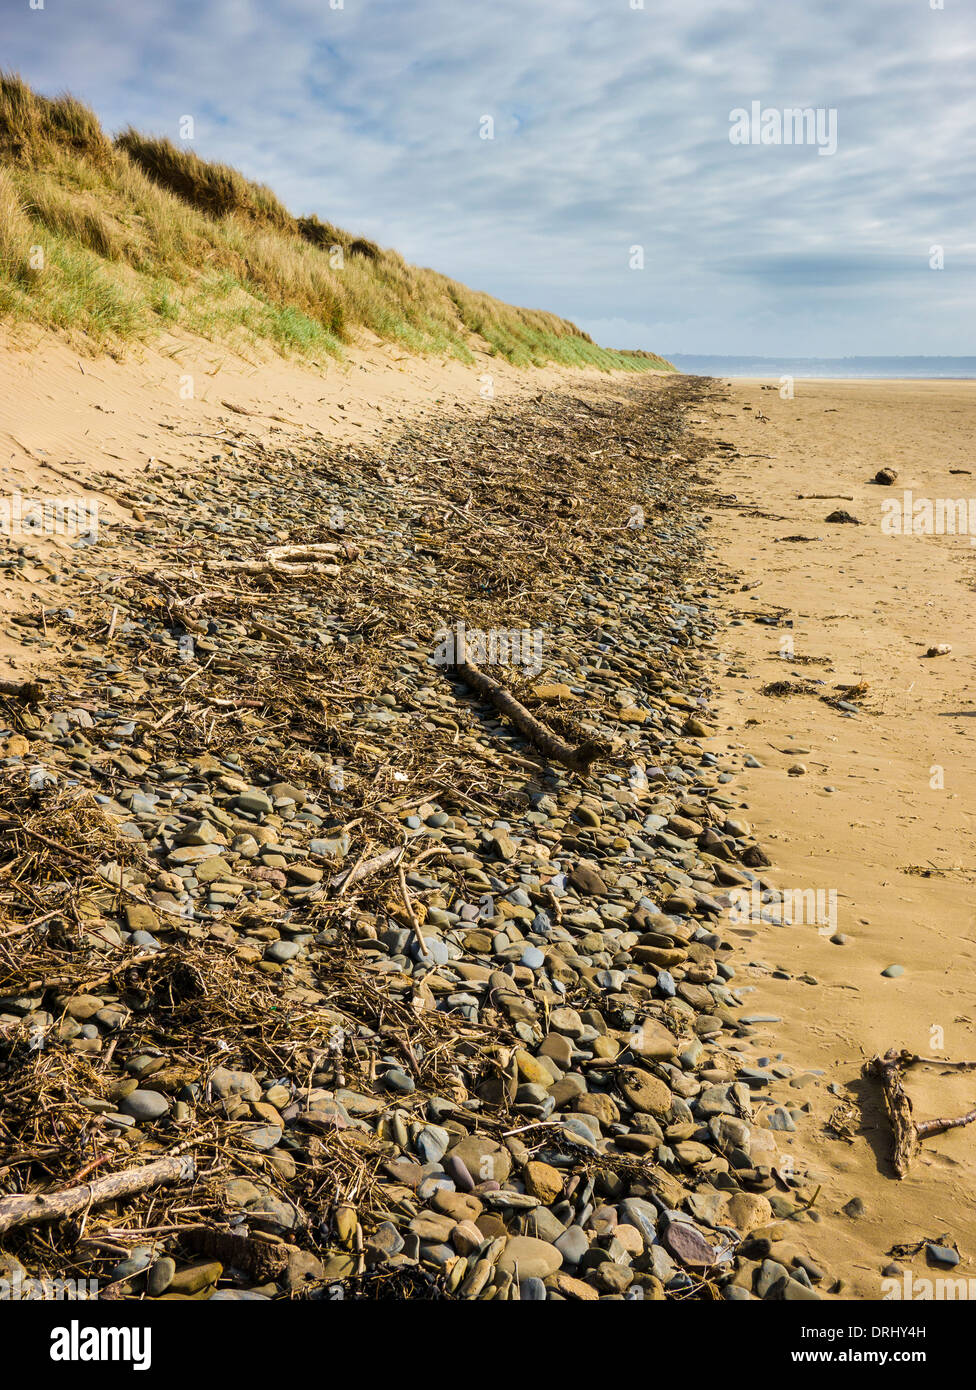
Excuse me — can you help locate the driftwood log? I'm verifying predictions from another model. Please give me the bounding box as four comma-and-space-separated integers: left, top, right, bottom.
0, 678, 44, 703
447, 636, 608, 773
865, 1048, 976, 1178
207, 541, 359, 577
0, 1155, 196, 1236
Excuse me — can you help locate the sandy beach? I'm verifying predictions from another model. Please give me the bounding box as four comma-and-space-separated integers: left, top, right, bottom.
700, 377, 976, 1296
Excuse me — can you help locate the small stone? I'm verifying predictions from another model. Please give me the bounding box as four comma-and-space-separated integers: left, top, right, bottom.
119, 1089, 171, 1122
496, 1236, 562, 1279
926, 1243, 960, 1267
147, 1257, 176, 1296
662, 1221, 716, 1269
166, 1261, 222, 1295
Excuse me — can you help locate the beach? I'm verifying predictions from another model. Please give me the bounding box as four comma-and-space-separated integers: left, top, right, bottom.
1, 349, 974, 1303
700, 377, 976, 1296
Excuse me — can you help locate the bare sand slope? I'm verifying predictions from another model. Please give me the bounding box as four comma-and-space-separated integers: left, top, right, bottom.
702, 377, 976, 1297
0, 328, 634, 675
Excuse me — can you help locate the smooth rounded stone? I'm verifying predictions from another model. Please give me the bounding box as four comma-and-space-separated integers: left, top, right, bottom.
619, 1198, 657, 1248
447, 1135, 511, 1184
382, 1067, 415, 1095
548, 1006, 587, 1039
695, 1083, 736, 1118
926, 1243, 960, 1267
757, 1257, 790, 1298
443, 1153, 476, 1192
627, 1017, 679, 1060
520, 1275, 548, 1301
591, 1262, 634, 1294
130, 931, 161, 949
881, 964, 905, 978
514, 1049, 553, 1088
496, 1236, 562, 1279
239, 1122, 283, 1151
111, 1246, 154, 1280
524, 1208, 567, 1245
209, 1068, 261, 1101
554, 1226, 589, 1267
767, 1106, 796, 1132
417, 1175, 455, 1202
209, 1289, 272, 1301
524, 1161, 563, 1204
557, 1117, 600, 1150
618, 1067, 673, 1120
412, 936, 449, 967
662, 1220, 717, 1269
783, 1276, 823, 1301
521, 946, 545, 971
410, 1211, 457, 1243
119, 1089, 171, 1122
432, 1190, 483, 1222
265, 940, 303, 963
415, 1124, 450, 1165
539, 1032, 573, 1068
63, 994, 105, 1021
367, 1221, 405, 1257
709, 1114, 751, 1155
148, 1256, 176, 1296
167, 1261, 223, 1295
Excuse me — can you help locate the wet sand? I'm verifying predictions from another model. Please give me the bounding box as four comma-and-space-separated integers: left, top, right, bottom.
702, 377, 976, 1298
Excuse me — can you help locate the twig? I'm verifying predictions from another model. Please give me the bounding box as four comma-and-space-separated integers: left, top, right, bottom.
397, 861, 427, 954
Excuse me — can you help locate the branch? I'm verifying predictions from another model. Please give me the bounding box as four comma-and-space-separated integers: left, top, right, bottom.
0, 1156, 197, 1236
864, 1048, 976, 1178
445, 634, 609, 773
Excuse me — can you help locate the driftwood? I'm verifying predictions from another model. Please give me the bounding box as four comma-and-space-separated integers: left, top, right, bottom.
0, 678, 44, 703
865, 1048, 976, 1178
447, 636, 608, 773
0, 1155, 197, 1236
207, 541, 359, 577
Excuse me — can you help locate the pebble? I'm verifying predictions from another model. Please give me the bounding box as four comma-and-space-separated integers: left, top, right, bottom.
0, 378, 842, 1305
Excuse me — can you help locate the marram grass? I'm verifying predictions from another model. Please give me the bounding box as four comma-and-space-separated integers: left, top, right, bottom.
0, 72, 673, 372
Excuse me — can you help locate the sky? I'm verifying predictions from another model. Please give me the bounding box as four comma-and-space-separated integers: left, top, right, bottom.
5, 0, 975, 356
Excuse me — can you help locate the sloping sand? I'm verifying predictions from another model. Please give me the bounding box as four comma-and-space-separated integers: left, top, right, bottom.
0, 328, 640, 676
702, 377, 976, 1297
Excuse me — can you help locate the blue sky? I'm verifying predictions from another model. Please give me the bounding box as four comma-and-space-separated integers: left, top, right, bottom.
6, 0, 975, 355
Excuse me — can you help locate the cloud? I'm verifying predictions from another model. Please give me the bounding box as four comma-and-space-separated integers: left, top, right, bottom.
5, 0, 975, 353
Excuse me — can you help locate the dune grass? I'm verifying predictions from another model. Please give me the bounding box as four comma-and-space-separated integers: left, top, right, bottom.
0, 72, 673, 371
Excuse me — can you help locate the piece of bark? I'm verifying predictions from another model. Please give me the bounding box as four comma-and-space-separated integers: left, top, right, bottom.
447, 637, 608, 773
0, 1156, 197, 1236
180, 1226, 288, 1281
